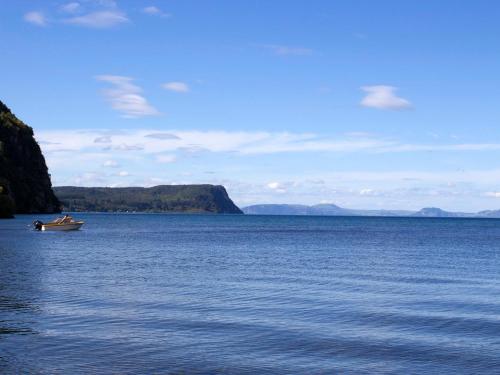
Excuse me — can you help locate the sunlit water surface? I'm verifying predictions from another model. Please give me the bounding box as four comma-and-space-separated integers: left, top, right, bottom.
1, 214, 500, 374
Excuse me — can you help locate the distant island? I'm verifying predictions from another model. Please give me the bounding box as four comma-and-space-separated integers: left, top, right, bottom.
54, 185, 242, 214
242, 204, 500, 218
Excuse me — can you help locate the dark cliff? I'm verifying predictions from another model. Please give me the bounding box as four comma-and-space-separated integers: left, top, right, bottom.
54, 185, 243, 214
0, 101, 60, 218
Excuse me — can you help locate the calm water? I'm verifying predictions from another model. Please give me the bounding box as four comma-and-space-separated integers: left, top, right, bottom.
1, 214, 500, 374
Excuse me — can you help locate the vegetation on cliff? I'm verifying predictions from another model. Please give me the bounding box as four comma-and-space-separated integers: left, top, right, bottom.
0, 182, 15, 218
0, 100, 60, 218
54, 185, 243, 214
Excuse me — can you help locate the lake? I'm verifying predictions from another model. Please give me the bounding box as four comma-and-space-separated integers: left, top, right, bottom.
1, 214, 500, 374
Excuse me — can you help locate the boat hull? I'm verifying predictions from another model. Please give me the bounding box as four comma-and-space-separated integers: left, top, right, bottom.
41, 222, 84, 231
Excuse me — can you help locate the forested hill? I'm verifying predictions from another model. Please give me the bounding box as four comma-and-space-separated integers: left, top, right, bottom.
0, 100, 60, 218
54, 185, 243, 214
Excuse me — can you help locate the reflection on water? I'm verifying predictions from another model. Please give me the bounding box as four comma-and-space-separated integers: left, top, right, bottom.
0, 294, 38, 336
1, 214, 500, 374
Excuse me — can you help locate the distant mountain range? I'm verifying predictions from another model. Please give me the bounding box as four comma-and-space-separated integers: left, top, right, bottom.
242, 204, 500, 218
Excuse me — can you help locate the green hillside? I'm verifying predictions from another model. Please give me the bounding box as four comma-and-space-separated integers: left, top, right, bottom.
54, 185, 242, 214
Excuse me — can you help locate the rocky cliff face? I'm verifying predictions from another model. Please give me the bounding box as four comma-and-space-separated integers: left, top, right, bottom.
0, 100, 60, 217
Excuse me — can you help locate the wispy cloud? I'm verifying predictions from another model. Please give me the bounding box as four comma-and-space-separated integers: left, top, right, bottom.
380, 143, 500, 153
156, 154, 177, 163
64, 10, 128, 28
24, 11, 47, 26
142, 6, 170, 17
485, 192, 500, 198
95, 75, 160, 118
224, 172, 500, 211
94, 135, 112, 143
74, 172, 107, 186
38, 128, 500, 158
145, 133, 181, 140
114, 143, 144, 151
27, 1, 128, 29
35, 128, 500, 210
60, 2, 81, 14
103, 160, 119, 168
261, 44, 313, 56
359, 188, 377, 196
360, 85, 412, 110
344, 131, 374, 138
162, 82, 190, 93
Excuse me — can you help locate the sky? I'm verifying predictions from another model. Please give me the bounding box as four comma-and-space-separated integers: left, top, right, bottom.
1, 0, 500, 211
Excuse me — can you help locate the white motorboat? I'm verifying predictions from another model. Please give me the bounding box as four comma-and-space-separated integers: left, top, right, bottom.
33, 215, 84, 231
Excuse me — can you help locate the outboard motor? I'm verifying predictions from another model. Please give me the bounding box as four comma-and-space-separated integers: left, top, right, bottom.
33, 220, 43, 231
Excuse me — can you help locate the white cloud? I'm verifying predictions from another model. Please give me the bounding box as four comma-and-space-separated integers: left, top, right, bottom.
162, 82, 190, 93
267, 182, 281, 189
378, 143, 500, 153
114, 143, 144, 151
35, 127, 500, 210
262, 44, 313, 56
156, 154, 177, 164
74, 172, 107, 186
95, 75, 160, 118
359, 188, 376, 195
103, 160, 119, 167
36, 128, 500, 157
142, 6, 170, 17
60, 2, 81, 14
24, 11, 47, 26
361, 85, 412, 110
143, 6, 160, 14
221, 173, 500, 211
118, 171, 130, 177
267, 182, 287, 193
25, 1, 130, 29
95, 0, 118, 7
38, 140, 500, 210
485, 192, 500, 198
64, 10, 128, 28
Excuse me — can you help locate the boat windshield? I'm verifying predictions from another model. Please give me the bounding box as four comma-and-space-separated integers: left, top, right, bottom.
53, 215, 74, 224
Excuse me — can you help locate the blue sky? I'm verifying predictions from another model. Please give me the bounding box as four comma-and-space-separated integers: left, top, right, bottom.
2, 0, 500, 211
